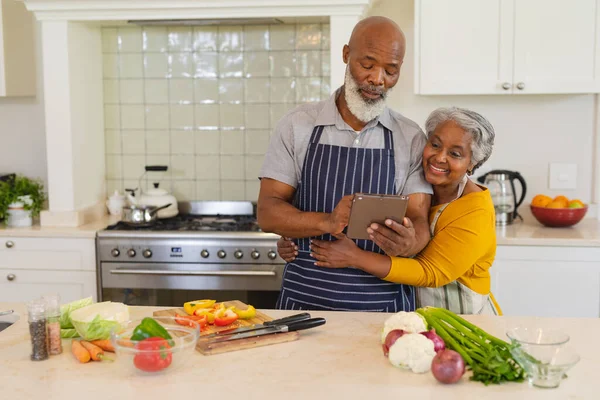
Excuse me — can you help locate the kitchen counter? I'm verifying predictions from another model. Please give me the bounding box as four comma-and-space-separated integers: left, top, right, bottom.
496, 216, 600, 247
0, 215, 120, 239
0, 302, 598, 399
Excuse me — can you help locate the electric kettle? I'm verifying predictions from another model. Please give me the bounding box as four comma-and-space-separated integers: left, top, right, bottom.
477, 170, 527, 225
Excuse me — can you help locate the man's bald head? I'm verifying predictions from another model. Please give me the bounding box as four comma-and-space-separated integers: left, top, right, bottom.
345, 16, 406, 63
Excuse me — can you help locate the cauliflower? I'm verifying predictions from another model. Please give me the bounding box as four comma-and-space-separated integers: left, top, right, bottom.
388, 333, 436, 373
381, 311, 428, 343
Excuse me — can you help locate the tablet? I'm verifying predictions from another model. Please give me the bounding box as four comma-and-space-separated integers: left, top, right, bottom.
346, 193, 409, 240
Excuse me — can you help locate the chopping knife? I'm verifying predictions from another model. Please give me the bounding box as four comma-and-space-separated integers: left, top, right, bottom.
206, 317, 326, 343
199, 312, 311, 340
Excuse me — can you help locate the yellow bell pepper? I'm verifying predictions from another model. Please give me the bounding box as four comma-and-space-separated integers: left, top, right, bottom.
194, 309, 216, 324
232, 305, 256, 319
183, 299, 216, 315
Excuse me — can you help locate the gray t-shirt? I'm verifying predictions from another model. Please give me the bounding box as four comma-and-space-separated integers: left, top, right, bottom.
259, 90, 433, 196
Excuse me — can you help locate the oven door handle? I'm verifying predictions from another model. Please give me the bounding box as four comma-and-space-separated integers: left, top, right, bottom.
109, 269, 277, 277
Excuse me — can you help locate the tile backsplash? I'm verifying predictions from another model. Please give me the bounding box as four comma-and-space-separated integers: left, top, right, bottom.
102, 23, 331, 201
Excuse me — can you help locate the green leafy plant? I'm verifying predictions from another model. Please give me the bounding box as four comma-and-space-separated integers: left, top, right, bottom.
0, 175, 47, 221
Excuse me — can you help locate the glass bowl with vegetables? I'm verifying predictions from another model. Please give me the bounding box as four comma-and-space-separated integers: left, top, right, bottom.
506, 327, 579, 389
110, 316, 200, 375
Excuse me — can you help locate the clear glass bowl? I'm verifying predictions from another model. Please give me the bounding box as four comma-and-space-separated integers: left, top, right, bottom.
110, 317, 200, 375
506, 327, 579, 389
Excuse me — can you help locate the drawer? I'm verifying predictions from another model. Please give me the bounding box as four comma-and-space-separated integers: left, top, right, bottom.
0, 237, 96, 271
0, 269, 97, 303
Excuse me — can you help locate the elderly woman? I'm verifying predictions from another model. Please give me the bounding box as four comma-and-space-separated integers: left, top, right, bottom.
278, 107, 500, 315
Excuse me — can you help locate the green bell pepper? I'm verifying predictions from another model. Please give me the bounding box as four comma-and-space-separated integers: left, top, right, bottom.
131, 318, 173, 343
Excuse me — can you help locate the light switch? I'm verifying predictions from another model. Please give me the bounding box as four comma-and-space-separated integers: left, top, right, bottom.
549, 163, 577, 190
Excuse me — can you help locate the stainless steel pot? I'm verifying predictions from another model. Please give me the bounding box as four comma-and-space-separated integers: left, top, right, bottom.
121, 203, 172, 226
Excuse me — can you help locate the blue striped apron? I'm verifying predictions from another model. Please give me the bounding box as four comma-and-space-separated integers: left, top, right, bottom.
276, 124, 416, 312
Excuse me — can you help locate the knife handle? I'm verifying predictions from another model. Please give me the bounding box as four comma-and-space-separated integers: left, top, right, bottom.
264, 312, 311, 327
286, 317, 326, 332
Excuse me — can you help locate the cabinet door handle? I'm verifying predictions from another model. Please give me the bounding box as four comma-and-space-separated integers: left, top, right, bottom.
6, 274, 15, 281
516, 82, 525, 90
5, 240, 14, 248
501, 82, 511, 90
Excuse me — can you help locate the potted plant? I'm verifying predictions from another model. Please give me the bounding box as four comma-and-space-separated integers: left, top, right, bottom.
0, 175, 46, 227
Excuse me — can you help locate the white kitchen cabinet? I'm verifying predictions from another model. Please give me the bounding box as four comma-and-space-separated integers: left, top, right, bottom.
492, 246, 600, 318
415, 0, 600, 95
0, 0, 36, 97
0, 236, 97, 303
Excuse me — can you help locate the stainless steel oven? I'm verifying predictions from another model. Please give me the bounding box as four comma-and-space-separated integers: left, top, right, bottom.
96, 202, 285, 308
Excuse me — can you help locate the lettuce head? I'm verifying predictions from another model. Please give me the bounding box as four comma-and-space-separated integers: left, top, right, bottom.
59, 297, 93, 329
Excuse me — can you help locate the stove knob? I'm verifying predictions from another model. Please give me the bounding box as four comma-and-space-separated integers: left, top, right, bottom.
217, 250, 227, 259
127, 249, 136, 258
200, 249, 210, 258
142, 249, 152, 259
234, 250, 243, 259
251, 250, 260, 260
267, 250, 277, 260
111, 248, 120, 257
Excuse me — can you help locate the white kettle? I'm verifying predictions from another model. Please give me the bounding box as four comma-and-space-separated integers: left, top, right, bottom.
138, 182, 179, 219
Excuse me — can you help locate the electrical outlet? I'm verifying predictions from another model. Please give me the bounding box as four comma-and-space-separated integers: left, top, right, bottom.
549, 163, 577, 190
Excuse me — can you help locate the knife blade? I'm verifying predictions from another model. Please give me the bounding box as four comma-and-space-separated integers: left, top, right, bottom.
199, 312, 311, 340
207, 317, 326, 343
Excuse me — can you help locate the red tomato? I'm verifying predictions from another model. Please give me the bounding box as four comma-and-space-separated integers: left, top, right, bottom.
133, 337, 173, 372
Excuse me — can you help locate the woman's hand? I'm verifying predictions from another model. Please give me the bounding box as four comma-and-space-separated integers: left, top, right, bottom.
310, 234, 360, 268
277, 237, 298, 262
368, 217, 417, 257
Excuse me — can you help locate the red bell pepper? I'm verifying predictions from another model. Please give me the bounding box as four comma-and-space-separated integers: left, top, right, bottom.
133, 337, 173, 372
214, 309, 239, 326
175, 313, 208, 329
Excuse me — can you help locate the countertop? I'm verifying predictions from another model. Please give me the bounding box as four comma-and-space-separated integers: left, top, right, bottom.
1, 211, 600, 247
0, 302, 598, 399
0, 215, 120, 239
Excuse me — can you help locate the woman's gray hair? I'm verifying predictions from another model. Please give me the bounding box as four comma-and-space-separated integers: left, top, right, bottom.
424, 107, 495, 174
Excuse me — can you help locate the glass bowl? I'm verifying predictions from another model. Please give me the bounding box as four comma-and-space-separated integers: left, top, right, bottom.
110, 316, 200, 375
506, 327, 579, 388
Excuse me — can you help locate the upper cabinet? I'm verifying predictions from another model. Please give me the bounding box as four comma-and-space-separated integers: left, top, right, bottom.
414, 0, 600, 95
0, 0, 36, 97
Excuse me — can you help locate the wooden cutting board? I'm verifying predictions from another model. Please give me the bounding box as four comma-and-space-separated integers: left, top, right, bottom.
153, 300, 299, 355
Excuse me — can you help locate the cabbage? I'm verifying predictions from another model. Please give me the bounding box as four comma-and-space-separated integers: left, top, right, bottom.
59, 297, 93, 329
70, 302, 129, 340
60, 329, 80, 339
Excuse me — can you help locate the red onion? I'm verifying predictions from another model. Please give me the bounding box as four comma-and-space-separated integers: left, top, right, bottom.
431, 349, 465, 384
420, 328, 446, 353
382, 329, 406, 357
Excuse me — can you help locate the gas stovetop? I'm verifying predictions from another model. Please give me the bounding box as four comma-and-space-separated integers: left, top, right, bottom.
105, 214, 261, 232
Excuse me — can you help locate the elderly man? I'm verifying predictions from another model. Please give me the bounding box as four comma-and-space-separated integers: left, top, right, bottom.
257, 16, 432, 312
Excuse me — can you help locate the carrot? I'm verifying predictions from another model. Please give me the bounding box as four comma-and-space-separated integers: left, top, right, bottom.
80, 340, 111, 361
71, 340, 91, 363
90, 339, 115, 353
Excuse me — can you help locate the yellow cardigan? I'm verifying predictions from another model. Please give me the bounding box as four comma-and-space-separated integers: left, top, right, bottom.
384, 188, 497, 298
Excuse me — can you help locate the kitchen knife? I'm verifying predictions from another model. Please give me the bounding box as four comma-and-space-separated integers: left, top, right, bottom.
199, 312, 311, 340
207, 317, 326, 343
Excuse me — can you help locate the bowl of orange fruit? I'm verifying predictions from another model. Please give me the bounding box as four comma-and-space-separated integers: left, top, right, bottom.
530, 195, 587, 227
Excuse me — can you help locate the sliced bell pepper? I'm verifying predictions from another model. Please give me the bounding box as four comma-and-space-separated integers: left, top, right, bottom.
194, 309, 215, 324
183, 299, 217, 315
214, 309, 239, 326
232, 305, 256, 319
175, 314, 208, 329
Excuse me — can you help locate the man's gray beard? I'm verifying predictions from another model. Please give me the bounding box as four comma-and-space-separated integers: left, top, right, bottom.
343, 67, 389, 124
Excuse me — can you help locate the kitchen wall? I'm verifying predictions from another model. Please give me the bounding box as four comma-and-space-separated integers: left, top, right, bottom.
0, 22, 47, 187
101, 23, 331, 201
368, 0, 595, 204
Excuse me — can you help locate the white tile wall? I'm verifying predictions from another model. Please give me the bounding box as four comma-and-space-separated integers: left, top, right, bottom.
103, 23, 330, 201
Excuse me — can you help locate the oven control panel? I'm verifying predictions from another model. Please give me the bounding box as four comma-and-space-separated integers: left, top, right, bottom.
99, 240, 284, 264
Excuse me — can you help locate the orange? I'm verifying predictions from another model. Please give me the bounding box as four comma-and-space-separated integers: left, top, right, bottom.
552, 195, 569, 208
568, 199, 585, 209
547, 200, 567, 209
531, 194, 552, 207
